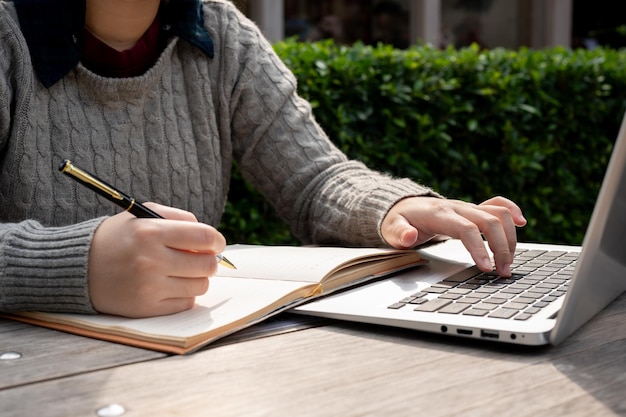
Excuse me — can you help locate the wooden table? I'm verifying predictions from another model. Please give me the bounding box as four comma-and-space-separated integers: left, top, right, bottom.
1, 290, 625, 417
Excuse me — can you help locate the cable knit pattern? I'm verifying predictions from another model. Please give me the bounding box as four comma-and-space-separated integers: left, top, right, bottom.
0, 0, 439, 314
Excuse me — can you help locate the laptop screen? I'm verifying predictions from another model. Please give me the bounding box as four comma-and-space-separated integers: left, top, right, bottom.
550, 111, 626, 344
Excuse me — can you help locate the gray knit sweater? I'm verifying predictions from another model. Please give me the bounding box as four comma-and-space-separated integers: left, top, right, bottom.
0, 0, 437, 314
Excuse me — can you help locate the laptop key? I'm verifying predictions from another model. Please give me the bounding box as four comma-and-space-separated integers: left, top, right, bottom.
488, 308, 519, 319
544, 278, 567, 285
442, 267, 482, 283
537, 266, 561, 273
536, 282, 561, 290
512, 267, 536, 275
475, 287, 498, 294
459, 296, 483, 304
552, 273, 573, 280
438, 302, 471, 314
493, 278, 516, 285
502, 302, 527, 310
510, 283, 532, 290
410, 291, 429, 298
473, 302, 501, 311
438, 293, 463, 300
486, 297, 508, 304
414, 298, 452, 312
527, 270, 552, 277
423, 286, 449, 294
462, 308, 489, 317
517, 277, 543, 285
528, 287, 552, 295
492, 292, 516, 300
515, 296, 539, 304
457, 283, 481, 290
466, 278, 490, 285
522, 250, 548, 257
447, 288, 473, 295
501, 287, 525, 295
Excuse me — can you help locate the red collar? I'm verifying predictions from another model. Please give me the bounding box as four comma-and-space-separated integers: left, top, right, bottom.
81, 15, 163, 78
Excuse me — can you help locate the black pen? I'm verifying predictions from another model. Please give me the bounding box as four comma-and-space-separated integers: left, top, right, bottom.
59, 159, 236, 269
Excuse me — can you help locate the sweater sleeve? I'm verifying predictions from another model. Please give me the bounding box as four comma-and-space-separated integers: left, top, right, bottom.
0, 219, 102, 313
211, 4, 441, 247
0, 6, 98, 314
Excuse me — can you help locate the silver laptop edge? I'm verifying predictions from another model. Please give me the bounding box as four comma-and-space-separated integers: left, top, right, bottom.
293, 112, 626, 346
549, 112, 626, 344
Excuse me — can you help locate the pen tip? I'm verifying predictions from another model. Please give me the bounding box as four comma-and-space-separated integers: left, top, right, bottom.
223, 258, 237, 269
218, 255, 237, 269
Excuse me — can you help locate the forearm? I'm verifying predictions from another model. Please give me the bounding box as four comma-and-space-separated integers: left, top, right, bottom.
0, 218, 104, 313
292, 160, 442, 246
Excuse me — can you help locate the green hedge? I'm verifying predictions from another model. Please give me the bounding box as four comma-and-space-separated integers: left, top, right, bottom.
220, 40, 626, 246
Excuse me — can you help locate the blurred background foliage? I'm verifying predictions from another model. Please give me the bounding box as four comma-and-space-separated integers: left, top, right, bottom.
220, 40, 626, 247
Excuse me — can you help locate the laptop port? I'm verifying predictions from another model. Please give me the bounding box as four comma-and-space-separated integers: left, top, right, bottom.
456, 328, 473, 336
480, 330, 499, 339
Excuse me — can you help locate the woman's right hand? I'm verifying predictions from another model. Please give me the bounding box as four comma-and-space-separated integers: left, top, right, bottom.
87, 203, 226, 318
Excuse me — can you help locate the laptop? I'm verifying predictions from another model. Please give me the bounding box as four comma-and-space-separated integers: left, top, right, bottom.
292, 112, 626, 346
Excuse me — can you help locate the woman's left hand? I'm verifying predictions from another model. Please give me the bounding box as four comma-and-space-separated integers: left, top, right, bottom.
381, 196, 527, 277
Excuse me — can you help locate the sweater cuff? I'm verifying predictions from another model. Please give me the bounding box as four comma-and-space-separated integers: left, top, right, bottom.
0, 218, 106, 314
364, 178, 443, 245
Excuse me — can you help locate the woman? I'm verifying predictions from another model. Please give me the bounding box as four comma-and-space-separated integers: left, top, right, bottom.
0, 0, 525, 318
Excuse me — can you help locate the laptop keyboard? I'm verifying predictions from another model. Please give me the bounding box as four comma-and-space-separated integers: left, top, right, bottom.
387, 248, 579, 320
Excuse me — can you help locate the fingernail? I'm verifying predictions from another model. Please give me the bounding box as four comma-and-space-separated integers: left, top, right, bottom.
482, 257, 492, 271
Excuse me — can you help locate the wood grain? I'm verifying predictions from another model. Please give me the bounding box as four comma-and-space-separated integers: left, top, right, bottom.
0, 319, 164, 389
1, 293, 624, 417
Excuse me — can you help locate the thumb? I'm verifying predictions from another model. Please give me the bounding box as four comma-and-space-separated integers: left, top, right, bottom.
382, 215, 419, 249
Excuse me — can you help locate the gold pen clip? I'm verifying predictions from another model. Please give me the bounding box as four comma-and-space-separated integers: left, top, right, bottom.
60, 160, 124, 201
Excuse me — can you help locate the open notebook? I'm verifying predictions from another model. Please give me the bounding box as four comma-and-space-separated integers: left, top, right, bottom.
293, 111, 626, 346
6, 246, 425, 354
